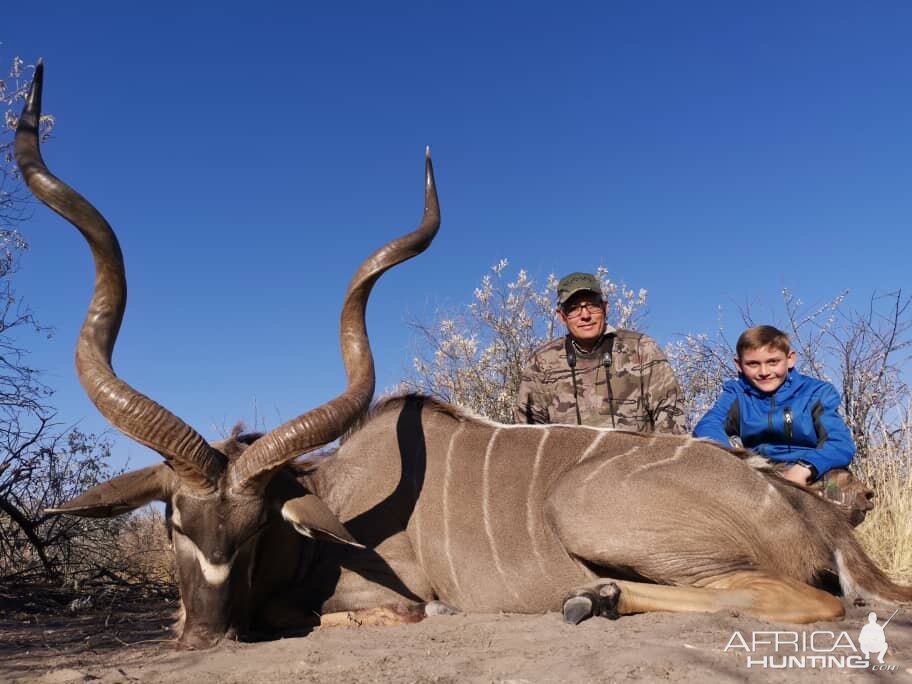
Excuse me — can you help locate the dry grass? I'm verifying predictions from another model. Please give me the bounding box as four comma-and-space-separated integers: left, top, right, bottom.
853, 415, 912, 584
112, 506, 176, 589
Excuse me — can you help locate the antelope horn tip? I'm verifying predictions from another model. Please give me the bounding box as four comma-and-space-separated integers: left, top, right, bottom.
424, 148, 438, 215
21, 60, 44, 127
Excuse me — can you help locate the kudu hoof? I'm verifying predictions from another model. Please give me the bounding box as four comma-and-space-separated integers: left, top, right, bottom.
562, 594, 597, 625
596, 582, 621, 619
562, 582, 621, 625
424, 600, 460, 616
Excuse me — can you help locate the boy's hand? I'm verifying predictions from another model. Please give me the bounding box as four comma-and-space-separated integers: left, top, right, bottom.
782, 463, 813, 485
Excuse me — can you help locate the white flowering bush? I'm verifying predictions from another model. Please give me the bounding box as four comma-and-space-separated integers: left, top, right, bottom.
406, 260, 648, 422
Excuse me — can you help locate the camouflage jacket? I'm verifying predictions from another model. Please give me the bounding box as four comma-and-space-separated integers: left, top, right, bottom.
514, 328, 686, 434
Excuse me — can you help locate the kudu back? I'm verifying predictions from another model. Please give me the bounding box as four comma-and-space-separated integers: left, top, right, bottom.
17, 62, 440, 648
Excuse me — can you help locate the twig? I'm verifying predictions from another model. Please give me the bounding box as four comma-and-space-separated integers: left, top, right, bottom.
114, 636, 172, 647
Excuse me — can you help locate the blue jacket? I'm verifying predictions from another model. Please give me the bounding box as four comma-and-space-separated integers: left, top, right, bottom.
692, 370, 855, 477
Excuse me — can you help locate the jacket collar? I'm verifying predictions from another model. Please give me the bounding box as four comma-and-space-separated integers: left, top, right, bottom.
571, 324, 617, 357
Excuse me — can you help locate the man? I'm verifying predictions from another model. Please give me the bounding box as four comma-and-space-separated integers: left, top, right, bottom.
514, 272, 685, 433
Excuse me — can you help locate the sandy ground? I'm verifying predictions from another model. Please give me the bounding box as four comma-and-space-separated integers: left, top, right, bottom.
2, 592, 911, 683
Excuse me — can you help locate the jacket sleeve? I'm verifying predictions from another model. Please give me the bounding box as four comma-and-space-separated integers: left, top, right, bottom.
693, 382, 739, 446
513, 355, 550, 424
638, 335, 686, 434
762, 384, 855, 476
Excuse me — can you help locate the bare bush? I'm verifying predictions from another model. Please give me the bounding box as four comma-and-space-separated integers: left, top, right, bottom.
0, 386, 176, 594
1, 426, 114, 580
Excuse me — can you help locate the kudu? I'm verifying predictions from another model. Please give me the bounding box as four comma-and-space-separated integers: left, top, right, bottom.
21, 64, 910, 650
17, 63, 441, 648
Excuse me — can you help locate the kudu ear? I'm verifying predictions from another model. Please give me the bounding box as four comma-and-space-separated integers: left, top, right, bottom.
280, 494, 365, 549
46, 463, 176, 518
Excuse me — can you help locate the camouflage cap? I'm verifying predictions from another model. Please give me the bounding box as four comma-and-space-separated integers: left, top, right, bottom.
557, 272, 602, 306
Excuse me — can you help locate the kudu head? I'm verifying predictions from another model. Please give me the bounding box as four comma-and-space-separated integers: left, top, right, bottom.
16, 62, 440, 649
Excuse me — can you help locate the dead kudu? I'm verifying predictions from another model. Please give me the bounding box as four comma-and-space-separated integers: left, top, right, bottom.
17, 62, 440, 648
20, 65, 911, 650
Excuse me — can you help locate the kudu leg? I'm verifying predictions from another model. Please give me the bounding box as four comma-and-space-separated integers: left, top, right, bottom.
318, 601, 457, 628
318, 605, 429, 628
702, 572, 845, 623
254, 604, 430, 636
563, 573, 844, 625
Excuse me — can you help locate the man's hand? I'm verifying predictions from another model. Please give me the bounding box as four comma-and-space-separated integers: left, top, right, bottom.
781, 463, 813, 485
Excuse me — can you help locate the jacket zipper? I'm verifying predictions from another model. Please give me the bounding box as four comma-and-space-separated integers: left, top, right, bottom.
768, 396, 775, 434
783, 406, 793, 452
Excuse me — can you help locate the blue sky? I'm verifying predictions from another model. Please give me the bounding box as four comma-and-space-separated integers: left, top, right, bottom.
4, 2, 911, 471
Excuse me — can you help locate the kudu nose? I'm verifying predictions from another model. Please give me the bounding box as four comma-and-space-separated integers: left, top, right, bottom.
178, 622, 229, 650
178, 630, 221, 650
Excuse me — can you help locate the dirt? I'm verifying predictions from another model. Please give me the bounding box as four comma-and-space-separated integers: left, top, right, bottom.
1, 588, 911, 683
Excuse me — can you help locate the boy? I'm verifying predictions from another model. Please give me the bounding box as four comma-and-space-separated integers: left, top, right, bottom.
694, 325, 872, 523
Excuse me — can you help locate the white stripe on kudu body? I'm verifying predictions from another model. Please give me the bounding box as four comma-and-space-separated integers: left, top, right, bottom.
583, 436, 656, 484
577, 430, 608, 463
627, 438, 693, 478
526, 429, 552, 579
482, 428, 523, 602
443, 423, 465, 601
